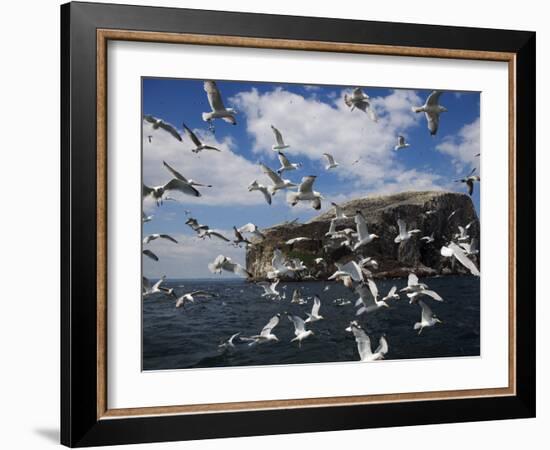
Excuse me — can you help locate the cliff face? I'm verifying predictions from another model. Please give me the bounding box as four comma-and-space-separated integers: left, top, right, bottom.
246, 191, 480, 280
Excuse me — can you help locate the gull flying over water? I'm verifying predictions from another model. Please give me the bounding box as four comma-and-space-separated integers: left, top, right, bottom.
143, 179, 200, 206
241, 314, 280, 345
400, 273, 443, 303
181, 123, 221, 153
455, 168, 480, 196
287, 176, 324, 210
218, 332, 241, 349
353, 210, 379, 250
305, 295, 324, 323
344, 87, 378, 122
144, 115, 182, 141
208, 254, 252, 278
351, 324, 388, 362
248, 180, 272, 205
287, 314, 314, 347
175, 290, 216, 308
142, 234, 178, 245
142, 276, 166, 297
291, 288, 307, 305
271, 125, 290, 150
202, 80, 237, 127
355, 280, 390, 315
459, 238, 479, 256
277, 152, 301, 175
440, 241, 480, 276
414, 300, 442, 335
394, 219, 421, 243
394, 135, 411, 151
260, 163, 298, 195
267, 249, 295, 279
323, 153, 339, 170
412, 90, 447, 135
329, 260, 364, 283
382, 286, 400, 303
257, 279, 281, 298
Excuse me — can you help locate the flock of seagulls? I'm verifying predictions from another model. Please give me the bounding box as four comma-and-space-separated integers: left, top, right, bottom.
142, 82, 481, 364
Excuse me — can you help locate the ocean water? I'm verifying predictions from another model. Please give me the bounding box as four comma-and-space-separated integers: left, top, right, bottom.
142, 275, 480, 371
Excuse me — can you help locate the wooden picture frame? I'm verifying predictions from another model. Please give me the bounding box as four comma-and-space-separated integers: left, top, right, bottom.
61, 2, 535, 447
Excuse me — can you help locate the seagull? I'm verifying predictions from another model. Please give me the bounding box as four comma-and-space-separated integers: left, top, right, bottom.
381, 286, 400, 303
277, 152, 301, 174
355, 280, 390, 315
459, 238, 479, 256
202, 80, 236, 127
233, 226, 252, 247
440, 242, 480, 276
218, 332, 241, 349
142, 234, 178, 245
291, 288, 307, 304
420, 232, 435, 244
271, 125, 290, 150
142, 276, 166, 297
328, 260, 364, 283
394, 135, 410, 151
414, 300, 442, 335
143, 179, 200, 205
142, 249, 159, 261
331, 202, 348, 220
144, 115, 182, 141
351, 324, 388, 362
267, 249, 295, 279
454, 223, 473, 242
241, 314, 280, 345
455, 168, 480, 196
287, 314, 314, 347
345, 320, 360, 332
175, 290, 216, 308
353, 210, 379, 250
358, 257, 379, 270
197, 229, 231, 242
394, 219, 421, 243
181, 123, 221, 153
323, 153, 339, 170
260, 163, 298, 195
344, 87, 378, 122
208, 255, 252, 278
287, 176, 324, 210
185, 217, 209, 233
237, 223, 266, 241
248, 180, 272, 205
412, 90, 447, 135
400, 273, 444, 303
257, 279, 280, 298
142, 212, 153, 223
305, 295, 324, 323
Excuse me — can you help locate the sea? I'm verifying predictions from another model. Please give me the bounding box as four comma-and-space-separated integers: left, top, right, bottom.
142, 275, 480, 371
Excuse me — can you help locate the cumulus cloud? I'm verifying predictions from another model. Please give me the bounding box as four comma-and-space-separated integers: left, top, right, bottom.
435, 117, 480, 174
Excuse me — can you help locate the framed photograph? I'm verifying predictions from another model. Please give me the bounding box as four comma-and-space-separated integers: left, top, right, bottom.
61, 2, 536, 447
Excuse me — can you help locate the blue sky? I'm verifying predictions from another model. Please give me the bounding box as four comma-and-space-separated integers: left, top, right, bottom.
142, 78, 480, 278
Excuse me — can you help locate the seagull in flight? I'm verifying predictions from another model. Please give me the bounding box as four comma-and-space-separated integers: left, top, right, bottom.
287, 176, 324, 210
440, 241, 480, 276
218, 332, 241, 350
142, 276, 167, 297
331, 202, 348, 219
355, 280, 390, 315
344, 87, 378, 122
287, 314, 314, 347
291, 288, 307, 305
412, 90, 448, 135
232, 226, 252, 247
175, 290, 216, 308
353, 210, 379, 250
257, 279, 281, 299
271, 125, 290, 150
455, 168, 480, 196
351, 324, 388, 361
248, 180, 272, 205
260, 163, 298, 195
277, 152, 301, 175
202, 80, 237, 128
197, 229, 231, 242
394, 219, 421, 243
208, 255, 252, 278
458, 238, 479, 256
142, 212, 153, 223
241, 314, 280, 345
143, 179, 200, 206
267, 249, 295, 279
237, 223, 266, 241
144, 115, 182, 141
185, 217, 209, 233
400, 273, 444, 303
420, 232, 435, 244
414, 300, 442, 335
394, 135, 411, 151
305, 295, 324, 323
323, 153, 339, 170
142, 234, 178, 245
181, 123, 221, 153
381, 286, 400, 303
328, 260, 365, 283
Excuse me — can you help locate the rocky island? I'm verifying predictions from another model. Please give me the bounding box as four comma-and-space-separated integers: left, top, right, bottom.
246, 191, 480, 281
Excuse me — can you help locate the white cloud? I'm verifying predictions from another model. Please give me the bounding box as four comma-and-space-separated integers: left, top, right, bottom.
436, 117, 480, 174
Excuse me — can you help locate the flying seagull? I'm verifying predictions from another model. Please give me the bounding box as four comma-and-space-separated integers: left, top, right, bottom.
144, 115, 182, 141
420, 233, 435, 244
233, 226, 252, 247
277, 152, 301, 175
287, 175, 324, 210
455, 168, 480, 196
208, 255, 252, 278
143, 179, 200, 206
248, 180, 272, 205
351, 324, 388, 361
353, 210, 379, 250
271, 125, 290, 150
323, 153, 339, 170
305, 295, 324, 323
412, 90, 448, 135
142, 275, 166, 297
394, 135, 411, 151
355, 280, 391, 315
440, 242, 480, 276
267, 249, 295, 279
394, 219, 421, 243
237, 223, 266, 241
142, 212, 153, 223
142, 234, 178, 245
218, 332, 241, 350
197, 229, 231, 242
400, 273, 444, 303
175, 290, 216, 308
257, 279, 281, 298
181, 123, 221, 153
331, 202, 348, 220
414, 300, 443, 335
185, 217, 209, 233
202, 80, 236, 127
344, 87, 378, 122
260, 163, 298, 195
241, 314, 280, 345
291, 288, 307, 305
287, 314, 314, 347
163, 161, 212, 187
